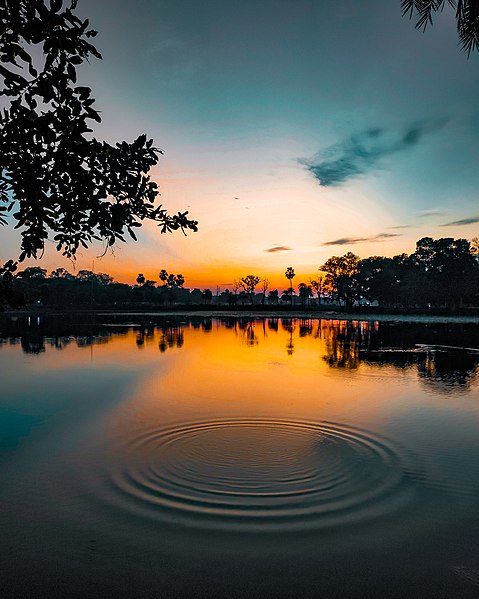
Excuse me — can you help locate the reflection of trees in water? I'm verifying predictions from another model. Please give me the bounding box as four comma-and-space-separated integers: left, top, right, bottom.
321, 320, 374, 369
362, 347, 479, 394
282, 319, 295, 355
237, 319, 258, 346
17, 333, 114, 354
158, 328, 184, 352
202, 319, 213, 333
136, 326, 155, 347
0, 317, 184, 355
356, 322, 479, 393
135, 325, 184, 352
2, 315, 479, 393
20, 333, 45, 355
267, 318, 279, 332
298, 319, 313, 338
417, 351, 479, 393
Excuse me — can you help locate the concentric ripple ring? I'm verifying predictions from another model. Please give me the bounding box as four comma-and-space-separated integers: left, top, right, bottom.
93, 419, 418, 531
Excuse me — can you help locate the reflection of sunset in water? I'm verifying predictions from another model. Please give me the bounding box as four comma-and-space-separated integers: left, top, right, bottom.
101, 319, 391, 437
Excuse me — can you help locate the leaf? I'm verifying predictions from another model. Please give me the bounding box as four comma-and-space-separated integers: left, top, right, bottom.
50, 0, 63, 12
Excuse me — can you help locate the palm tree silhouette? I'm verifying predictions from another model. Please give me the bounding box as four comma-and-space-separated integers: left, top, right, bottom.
285, 267, 295, 306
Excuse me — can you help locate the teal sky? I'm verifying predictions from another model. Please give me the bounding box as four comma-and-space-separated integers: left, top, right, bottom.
3, 0, 479, 287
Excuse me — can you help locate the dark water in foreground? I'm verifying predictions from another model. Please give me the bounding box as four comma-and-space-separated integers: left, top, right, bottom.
1, 316, 479, 598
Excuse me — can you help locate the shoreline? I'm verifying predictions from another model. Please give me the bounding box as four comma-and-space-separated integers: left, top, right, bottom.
2, 308, 479, 324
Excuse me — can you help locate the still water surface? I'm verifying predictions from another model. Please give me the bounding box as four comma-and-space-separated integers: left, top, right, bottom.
1, 316, 479, 597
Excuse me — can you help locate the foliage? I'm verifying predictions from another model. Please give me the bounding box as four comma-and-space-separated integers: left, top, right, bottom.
260, 278, 269, 304
238, 290, 248, 304
202, 289, 213, 303
284, 267, 295, 282
284, 267, 295, 305
0, 0, 197, 265
409, 237, 478, 306
401, 0, 479, 56
240, 274, 260, 304
267, 289, 279, 304
355, 255, 406, 306
298, 282, 313, 305
17, 266, 47, 279
310, 276, 324, 302
281, 288, 295, 303
353, 238, 479, 308
158, 270, 184, 288
319, 252, 360, 307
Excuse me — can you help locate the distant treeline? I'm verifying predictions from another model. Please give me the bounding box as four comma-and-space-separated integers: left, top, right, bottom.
1, 236, 479, 310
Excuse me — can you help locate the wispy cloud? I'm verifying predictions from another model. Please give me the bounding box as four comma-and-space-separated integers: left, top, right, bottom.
322, 233, 402, 246
299, 119, 447, 187
265, 245, 293, 253
417, 209, 446, 218
440, 216, 479, 226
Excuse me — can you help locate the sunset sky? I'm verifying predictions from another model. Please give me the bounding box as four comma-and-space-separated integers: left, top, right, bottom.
3, 0, 479, 290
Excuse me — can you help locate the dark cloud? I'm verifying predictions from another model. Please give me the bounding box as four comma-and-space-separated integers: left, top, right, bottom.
322, 233, 401, 246
387, 225, 411, 229
440, 216, 479, 226
299, 120, 447, 187
265, 245, 293, 253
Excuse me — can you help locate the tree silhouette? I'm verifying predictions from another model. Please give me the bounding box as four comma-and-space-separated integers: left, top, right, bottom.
298, 282, 313, 307
76, 270, 112, 285
159, 270, 169, 286
285, 267, 295, 305
267, 289, 279, 304
232, 279, 241, 296
355, 256, 405, 306
261, 278, 270, 305
401, 0, 479, 56
281, 288, 295, 304
320, 252, 360, 308
136, 273, 146, 286
51, 267, 74, 280
165, 273, 184, 288
410, 237, 477, 307
202, 289, 213, 304
17, 266, 47, 279
240, 274, 261, 305
310, 276, 324, 304
0, 0, 197, 268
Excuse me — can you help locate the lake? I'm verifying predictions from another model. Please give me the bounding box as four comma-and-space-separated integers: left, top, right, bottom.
1, 315, 479, 598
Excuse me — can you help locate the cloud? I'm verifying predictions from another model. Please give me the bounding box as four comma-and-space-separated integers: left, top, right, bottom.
416, 210, 446, 218
322, 233, 402, 246
265, 245, 293, 253
387, 225, 411, 229
440, 216, 479, 226
298, 119, 447, 187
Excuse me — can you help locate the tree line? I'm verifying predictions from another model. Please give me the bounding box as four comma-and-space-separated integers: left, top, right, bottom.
1, 236, 478, 311
225, 236, 479, 309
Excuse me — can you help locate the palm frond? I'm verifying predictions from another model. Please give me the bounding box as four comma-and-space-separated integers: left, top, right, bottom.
402, 0, 479, 56
456, 0, 479, 56
401, 1, 450, 31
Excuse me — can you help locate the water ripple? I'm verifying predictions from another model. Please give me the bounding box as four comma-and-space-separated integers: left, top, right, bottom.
90, 419, 419, 531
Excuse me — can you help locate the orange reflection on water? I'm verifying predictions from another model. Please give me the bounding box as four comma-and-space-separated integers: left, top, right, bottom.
104, 319, 396, 438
